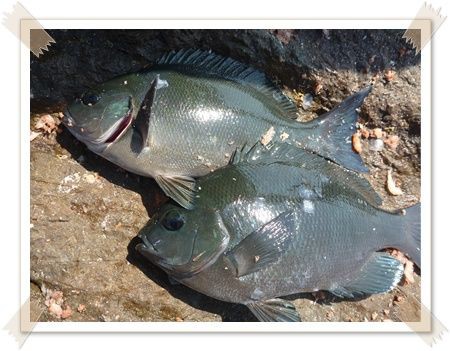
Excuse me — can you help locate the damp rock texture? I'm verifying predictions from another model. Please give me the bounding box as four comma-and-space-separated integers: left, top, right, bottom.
30, 29, 421, 322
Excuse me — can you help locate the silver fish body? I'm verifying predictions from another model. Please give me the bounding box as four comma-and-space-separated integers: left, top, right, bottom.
65, 50, 371, 208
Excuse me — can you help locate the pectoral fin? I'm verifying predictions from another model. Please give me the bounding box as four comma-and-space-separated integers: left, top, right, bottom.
247, 299, 301, 322
133, 75, 160, 152
329, 253, 404, 298
155, 174, 197, 209
224, 211, 296, 277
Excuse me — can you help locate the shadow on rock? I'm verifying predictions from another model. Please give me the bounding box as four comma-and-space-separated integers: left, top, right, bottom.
56, 126, 168, 216
126, 236, 258, 322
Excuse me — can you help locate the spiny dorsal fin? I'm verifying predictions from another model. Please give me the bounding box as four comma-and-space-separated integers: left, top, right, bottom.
156, 49, 298, 119
230, 141, 383, 207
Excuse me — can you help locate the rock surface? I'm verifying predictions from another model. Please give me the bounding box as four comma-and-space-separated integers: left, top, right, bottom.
30, 29, 421, 323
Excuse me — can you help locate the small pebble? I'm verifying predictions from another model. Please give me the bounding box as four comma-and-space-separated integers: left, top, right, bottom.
352, 133, 362, 154
386, 170, 403, 196
360, 128, 370, 139
314, 82, 323, 94
368, 138, 384, 151
61, 305, 73, 319
373, 128, 383, 139
384, 135, 400, 150
302, 93, 313, 110
83, 173, 97, 184
393, 295, 404, 305
48, 303, 63, 318
385, 69, 396, 82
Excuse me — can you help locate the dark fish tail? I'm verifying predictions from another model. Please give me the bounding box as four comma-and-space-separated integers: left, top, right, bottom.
388, 203, 421, 268
294, 86, 372, 173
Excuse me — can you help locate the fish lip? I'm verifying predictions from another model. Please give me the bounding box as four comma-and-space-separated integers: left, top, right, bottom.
135, 234, 230, 280
137, 232, 159, 253
62, 109, 76, 128
135, 214, 230, 280
102, 108, 134, 144
62, 106, 134, 148
135, 239, 162, 261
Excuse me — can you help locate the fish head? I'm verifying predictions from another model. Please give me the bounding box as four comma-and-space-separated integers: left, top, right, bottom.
136, 203, 230, 279
63, 78, 137, 153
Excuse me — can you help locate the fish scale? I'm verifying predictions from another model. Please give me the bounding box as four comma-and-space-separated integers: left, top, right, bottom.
146, 71, 293, 175
65, 49, 372, 209
136, 142, 421, 321
191, 193, 386, 302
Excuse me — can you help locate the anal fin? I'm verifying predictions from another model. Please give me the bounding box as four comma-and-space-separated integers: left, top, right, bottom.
247, 299, 300, 322
155, 174, 196, 209
329, 253, 404, 298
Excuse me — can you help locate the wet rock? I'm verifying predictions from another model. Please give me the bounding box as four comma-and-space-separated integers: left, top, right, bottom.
31, 29, 419, 108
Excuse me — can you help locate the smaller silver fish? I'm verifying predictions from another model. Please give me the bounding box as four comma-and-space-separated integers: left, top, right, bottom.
64, 49, 371, 209
136, 142, 421, 322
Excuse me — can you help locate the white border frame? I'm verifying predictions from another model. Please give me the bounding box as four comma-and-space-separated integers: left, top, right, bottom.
22, 19, 431, 333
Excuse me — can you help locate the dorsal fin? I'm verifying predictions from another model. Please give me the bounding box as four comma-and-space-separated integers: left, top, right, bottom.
230, 141, 383, 207
155, 49, 299, 119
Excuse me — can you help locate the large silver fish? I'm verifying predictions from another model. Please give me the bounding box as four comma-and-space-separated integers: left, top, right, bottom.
136, 142, 421, 322
64, 49, 371, 208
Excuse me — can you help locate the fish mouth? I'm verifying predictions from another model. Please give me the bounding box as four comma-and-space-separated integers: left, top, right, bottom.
136, 233, 161, 260
63, 107, 133, 148
135, 231, 230, 280
135, 232, 195, 278
135, 239, 192, 279
103, 109, 134, 144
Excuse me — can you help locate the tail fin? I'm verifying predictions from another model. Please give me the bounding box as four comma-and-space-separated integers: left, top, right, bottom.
398, 204, 421, 268
298, 86, 372, 173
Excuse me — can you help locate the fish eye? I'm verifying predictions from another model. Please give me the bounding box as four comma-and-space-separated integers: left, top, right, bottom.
161, 210, 185, 231
81, 91, 101, 106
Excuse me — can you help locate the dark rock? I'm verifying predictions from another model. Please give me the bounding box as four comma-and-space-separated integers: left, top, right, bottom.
31, 29, 419, 108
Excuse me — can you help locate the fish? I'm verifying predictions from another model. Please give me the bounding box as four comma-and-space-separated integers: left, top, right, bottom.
135, 141, 421, 322
63, 49, 372, 209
